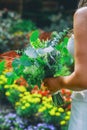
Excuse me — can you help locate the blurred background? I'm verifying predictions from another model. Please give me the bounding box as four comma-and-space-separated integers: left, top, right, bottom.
0, 0, 78, 53
0, 0, 78, 30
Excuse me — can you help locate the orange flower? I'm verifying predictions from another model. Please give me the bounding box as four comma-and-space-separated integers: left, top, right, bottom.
15, 77, 28, 87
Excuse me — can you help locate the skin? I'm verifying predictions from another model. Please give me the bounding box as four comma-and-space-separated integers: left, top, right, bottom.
43, 7, 87, 94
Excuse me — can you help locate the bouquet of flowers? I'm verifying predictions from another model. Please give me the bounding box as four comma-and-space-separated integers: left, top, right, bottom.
12, 30, 73, 106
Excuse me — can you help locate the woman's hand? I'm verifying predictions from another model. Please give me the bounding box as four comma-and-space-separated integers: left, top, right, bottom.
43, 76, 63, 94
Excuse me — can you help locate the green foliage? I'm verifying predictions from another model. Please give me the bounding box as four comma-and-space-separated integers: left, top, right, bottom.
0, 74, 8, 102
10, 19, 36, 33
12, 29, 73, 87
54, 36, 73, 76
7, 89, 20, 105
0, 11, 37, 53
30, 30, 39, 42
12, 55, 33, 76
6, 72, 18, 85
16, 93, 41, 117
12, 55, 45, 87
0, 61, 5, 74
30, 30, 46, 48
23, 65, 44, 87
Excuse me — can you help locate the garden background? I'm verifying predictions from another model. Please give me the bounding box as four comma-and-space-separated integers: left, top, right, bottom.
0, 0, 77, 130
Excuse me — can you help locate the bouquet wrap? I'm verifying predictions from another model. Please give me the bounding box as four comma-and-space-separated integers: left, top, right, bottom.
52, 91, 64, 106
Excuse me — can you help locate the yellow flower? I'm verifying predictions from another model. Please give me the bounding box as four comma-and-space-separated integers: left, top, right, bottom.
21, 106, 26, 110
10, 84, 18, 89
14, 31, 23, 36
25, 103, 30, 107
38, 108, 43, 113
33, 98, 40, 103
58, 107, 64, 113
4, 85, 10, 89
3, 78, 7, 83
0, 75, 7, 82
24, 92, 30, 95
22, 96, 28, 100
3, 68, 12, 73
44, 104, 53, 109
18, 87, 26, 92
19, 94, 23, 97
66, 111, 71, 116
22, 100, 26, 103
60, 120, 66, 125
55, 112, 61, 116
42, 96, 47, 101
0, 75, 6, 79
46, 97, 52, 102
0, 81, 4, 84
53, 107, 57, 111
29, 99, 35, 103
49, 110, 55, 116
42, 101, 47, 104
14, 84, 19, 88
27, 95, 32, 100
65, 115, 70, 120
38, 107, 46, 112
15, 102, 20, 106
5, 91, 10, 96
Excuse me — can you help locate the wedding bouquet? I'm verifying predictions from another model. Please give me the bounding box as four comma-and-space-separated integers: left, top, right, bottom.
12, 30, 73, 106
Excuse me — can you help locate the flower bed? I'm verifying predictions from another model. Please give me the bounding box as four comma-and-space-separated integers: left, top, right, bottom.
0, 70, 71, 130
0, 29, 73, 130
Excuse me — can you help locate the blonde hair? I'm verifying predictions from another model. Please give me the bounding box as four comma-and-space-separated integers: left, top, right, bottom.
78, 0, 87, 8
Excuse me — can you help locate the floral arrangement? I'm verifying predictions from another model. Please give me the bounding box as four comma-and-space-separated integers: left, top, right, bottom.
12, 29, 73, 88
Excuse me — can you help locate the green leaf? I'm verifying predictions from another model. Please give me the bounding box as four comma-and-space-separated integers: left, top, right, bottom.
55, 44, 61, 51
30, 30, 39, 42
37, 57, 46, 65
14, 65, 24, 76
63, 37, 69, 45
0, 61, 5, 73
12, 58, 21, 68
6, 72, 18, 79
6, 72, 18, 84
20, 55, 32, 66
62, 47, 68, 54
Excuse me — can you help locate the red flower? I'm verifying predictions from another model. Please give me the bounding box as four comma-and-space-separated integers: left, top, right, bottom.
0, 51, 20, 68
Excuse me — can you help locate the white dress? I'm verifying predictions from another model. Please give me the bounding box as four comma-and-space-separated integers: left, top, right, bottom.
67, 35, 87, 130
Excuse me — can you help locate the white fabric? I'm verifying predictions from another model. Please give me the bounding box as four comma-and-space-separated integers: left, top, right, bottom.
68, 91, 87, 130
67, 34, 74, 57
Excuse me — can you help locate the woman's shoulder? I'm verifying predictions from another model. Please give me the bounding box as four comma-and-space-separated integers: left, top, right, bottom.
74, 7, 87, 17
74, 7, 87, 27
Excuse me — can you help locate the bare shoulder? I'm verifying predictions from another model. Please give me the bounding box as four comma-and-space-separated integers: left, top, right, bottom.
74, 7, 87, 30
74, 7, 87, 18
74, 7, 87, 74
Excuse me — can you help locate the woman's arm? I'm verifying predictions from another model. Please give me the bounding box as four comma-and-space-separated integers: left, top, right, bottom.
62, 7, 87, 90
44, 7, 87, 93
